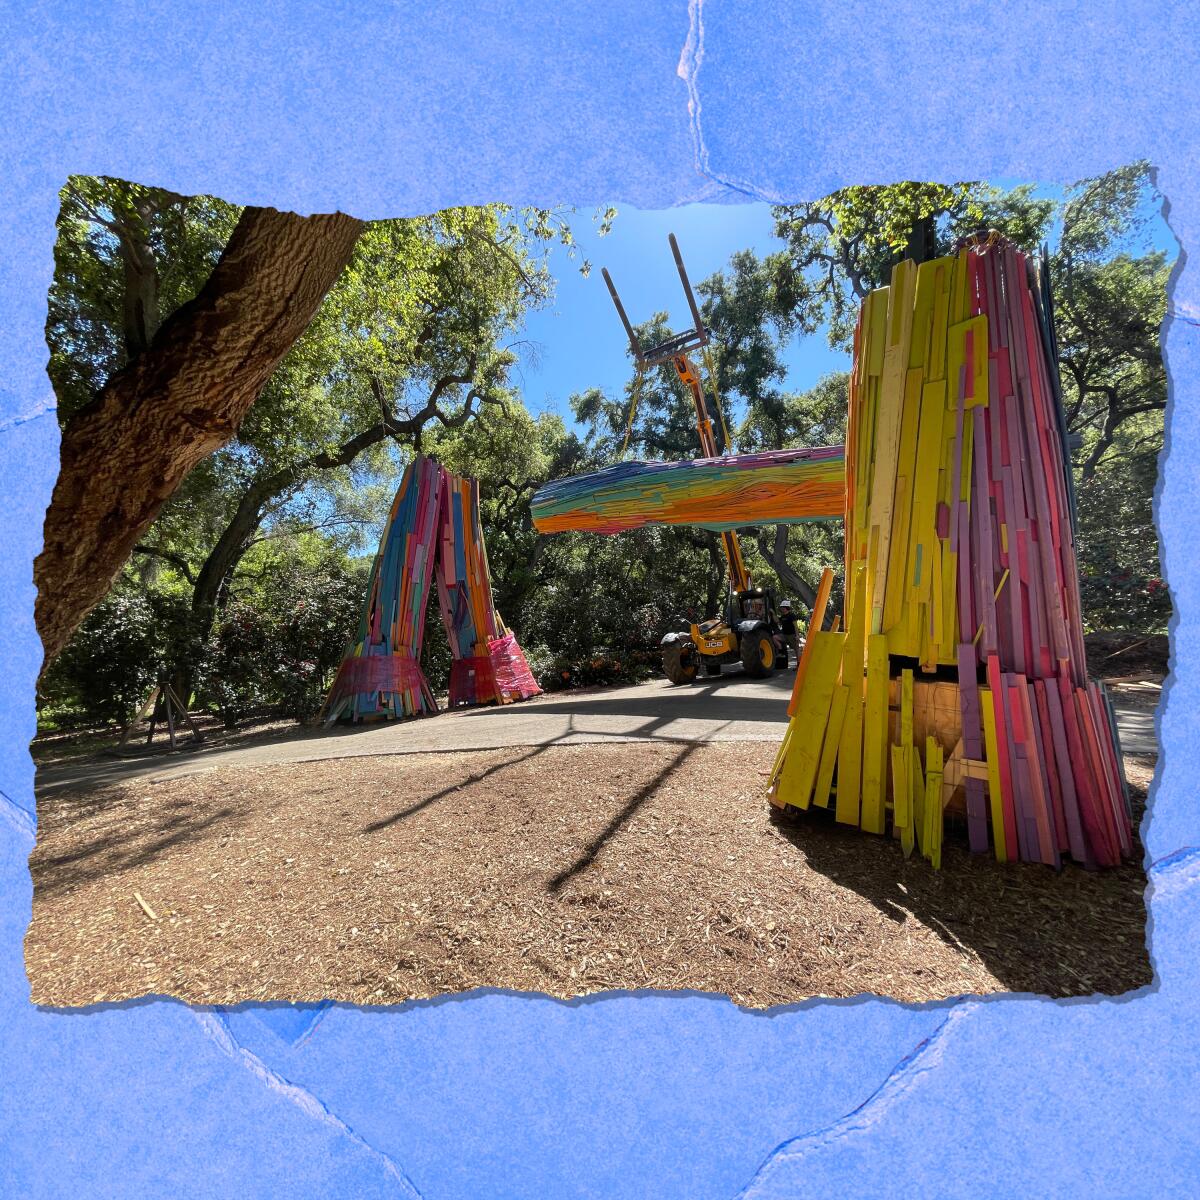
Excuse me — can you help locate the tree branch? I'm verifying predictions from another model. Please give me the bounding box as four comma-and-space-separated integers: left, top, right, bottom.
132, 543, 197, 585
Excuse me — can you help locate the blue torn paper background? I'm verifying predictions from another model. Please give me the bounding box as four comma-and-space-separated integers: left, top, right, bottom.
1, 2, 1198, 1196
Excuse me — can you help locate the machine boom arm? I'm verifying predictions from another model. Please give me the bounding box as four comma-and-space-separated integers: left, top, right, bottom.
603, 234, 753, 599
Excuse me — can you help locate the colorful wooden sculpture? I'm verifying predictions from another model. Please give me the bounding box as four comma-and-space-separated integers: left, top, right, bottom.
770, 235, 1132, 869
530, 446, 845, 535
322, 456, 540, 723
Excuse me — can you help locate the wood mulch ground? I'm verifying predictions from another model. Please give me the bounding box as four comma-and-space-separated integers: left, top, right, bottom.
25, 742, 1152, 1009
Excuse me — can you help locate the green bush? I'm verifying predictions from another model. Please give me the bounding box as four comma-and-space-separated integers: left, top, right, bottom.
204, 560, 367, 724
41, 589, 192, 726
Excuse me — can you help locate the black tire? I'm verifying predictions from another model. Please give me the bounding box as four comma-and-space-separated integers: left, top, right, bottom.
703, 660, 723, 677
663, 642, 698, 685
740, 630, 777, 678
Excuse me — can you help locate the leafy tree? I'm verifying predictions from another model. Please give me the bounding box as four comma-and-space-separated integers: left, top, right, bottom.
46, 181, 614, 701
37, 178, 364, 664
770, 181, 1055, 348
1052, 161, 1169, 480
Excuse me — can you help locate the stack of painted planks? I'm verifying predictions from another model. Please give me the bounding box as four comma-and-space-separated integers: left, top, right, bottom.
322, 456, 444, 723
322, 456, 541, 723
770, 235, 1132, 869
530, 446, 845, 535
438, 471, 541, 708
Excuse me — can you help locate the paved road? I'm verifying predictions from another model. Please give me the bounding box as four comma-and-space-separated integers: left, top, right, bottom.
36, 670, 1159, 798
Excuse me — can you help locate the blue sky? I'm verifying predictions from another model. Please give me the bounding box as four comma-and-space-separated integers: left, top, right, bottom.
511, 202, 852, 428
510, 184, 1177, 434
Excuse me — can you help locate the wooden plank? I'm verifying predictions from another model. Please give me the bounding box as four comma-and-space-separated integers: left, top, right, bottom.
882, 366, 925, 638
860, 634, 890, 834
1033, 679, 1069, 854
897, 668, 915, 856
955, 645, 989, 854
775, 632, 846, 810
985, 655, 1020, 856
836, 675, 865, 828
979, 686, 1008, 861
787, 566, 834, 717
813, 685, 850, 809
1017, 679, 1059, 867
891, 745, 911, 857
1042, 679, 1091, 865
835, 565, 868, 828
925, 736, 945, 869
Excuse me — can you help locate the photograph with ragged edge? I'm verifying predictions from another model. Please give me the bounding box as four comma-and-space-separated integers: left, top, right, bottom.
26, 166, 1171, 1007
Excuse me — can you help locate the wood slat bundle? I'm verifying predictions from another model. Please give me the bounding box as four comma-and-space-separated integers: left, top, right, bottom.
437, 472, 541, 708
530, 446, 845, 535
322, 456, 540, 723
770, 237, 1132, 869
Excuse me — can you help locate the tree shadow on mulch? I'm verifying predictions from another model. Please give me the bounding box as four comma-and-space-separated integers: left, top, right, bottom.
770, 793, 1152, 999
30, 791, 242, 899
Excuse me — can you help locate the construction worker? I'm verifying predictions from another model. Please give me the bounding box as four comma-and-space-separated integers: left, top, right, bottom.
778, 599, 801, 667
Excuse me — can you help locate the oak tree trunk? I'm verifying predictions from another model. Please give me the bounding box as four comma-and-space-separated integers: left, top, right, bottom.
35, 204, 365, 667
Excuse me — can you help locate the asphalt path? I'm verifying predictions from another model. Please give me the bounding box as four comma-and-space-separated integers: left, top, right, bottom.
35, 669, 1159, 798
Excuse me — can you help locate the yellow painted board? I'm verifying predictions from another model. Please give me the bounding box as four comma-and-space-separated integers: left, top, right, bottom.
860, 634, 890, 833
869, 350, 908, 632
926, 538, 944, 672
896, 668, 915, 854
979, 686, 1008, 862
882, 366, 925, 637
767, 719, 796, 793
866, 288, 889, 377
891, 745, 910, 855
887, 259, 917, 362
813, 684, 850, 809
908, 258, 939, 371
908, 379, 946, 604
950, 248, 971, 324
946, 315, 989, 412
836, 673, 865, 827
835, 564, 867, 827
964, 315, 989, 408
775, 632, 846, 810
911, 741, 926, 855
843, 562, 867, 669
941, 543, 958, 654
925, 257, 953, 383
924, 736, 945, 866
788, 566, 834, 717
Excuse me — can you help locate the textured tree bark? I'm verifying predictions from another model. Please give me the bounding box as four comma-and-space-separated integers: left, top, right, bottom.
35, 205, 365, 667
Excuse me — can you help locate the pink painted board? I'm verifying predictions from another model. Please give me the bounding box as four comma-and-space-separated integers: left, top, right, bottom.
1059, 676, 1119, 866
1076, 687, 1123, 864
1043, 675, 1092, 865
1033, 679, 1069, 854
957, 643, 989, 853
1021, 680, 1060, 867
1004, 674, 1039, 861
1087, 684, 1133, 856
